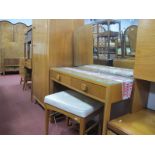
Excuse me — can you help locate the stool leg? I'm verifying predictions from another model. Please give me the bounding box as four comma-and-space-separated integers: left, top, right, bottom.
98, 109, 103, 135
20, 77, 22, 85
23, 80, 25, 90
50, 111, 55, 123
66, 117, 72, 126
45, 109, 50, 135
80, 119, 86, 135
23, 78, 27, 90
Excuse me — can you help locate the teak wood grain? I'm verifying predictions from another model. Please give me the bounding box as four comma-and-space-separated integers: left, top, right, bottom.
0, 21, 29, 73
134, 20, 155, 82
73, 25, 93, 66
32, 20, 84, 107
108, 109, 155, 135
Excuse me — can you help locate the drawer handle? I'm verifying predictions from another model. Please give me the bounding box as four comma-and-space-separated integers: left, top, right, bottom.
81, 83, 88, 92
56, 74, 61, 81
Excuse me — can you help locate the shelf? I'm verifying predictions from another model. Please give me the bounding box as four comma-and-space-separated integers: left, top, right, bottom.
108, 109, 155, 135
92, 19, 120, 25
93, 20, 121, 60
4, 65, 19, 67
102, 51, 116, 54
5, 69, 19, 72
97, 31, 119, 37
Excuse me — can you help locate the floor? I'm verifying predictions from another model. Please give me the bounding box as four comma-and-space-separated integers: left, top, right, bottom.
0, 74, 130, 135
0, 74, 78, 135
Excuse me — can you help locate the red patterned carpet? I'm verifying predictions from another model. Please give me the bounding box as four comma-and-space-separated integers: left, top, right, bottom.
0, 74, 130, 135
0, 75, 78, 135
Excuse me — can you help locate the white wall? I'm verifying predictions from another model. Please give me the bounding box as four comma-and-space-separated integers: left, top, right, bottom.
147, 82, 155, 110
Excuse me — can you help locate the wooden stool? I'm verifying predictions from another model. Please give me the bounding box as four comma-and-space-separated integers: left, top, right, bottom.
44, 90, 103, 135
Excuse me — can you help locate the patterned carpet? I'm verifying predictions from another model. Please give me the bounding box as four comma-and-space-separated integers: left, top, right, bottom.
0, 74, 78, 135
0, 74, 130, 135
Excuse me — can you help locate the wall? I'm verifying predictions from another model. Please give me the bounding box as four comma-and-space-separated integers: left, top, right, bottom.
147, 82, 155, 110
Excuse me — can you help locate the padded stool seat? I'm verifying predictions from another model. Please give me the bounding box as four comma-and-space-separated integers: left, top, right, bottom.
44, 90, 103, 135
44, 90, 102, 118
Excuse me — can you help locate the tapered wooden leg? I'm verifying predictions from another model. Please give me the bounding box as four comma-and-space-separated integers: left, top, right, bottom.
66, 117, 72, 126
80, 119, 86, 135
23, 81, 25, 90
50, 111, 54, 123
20, 77, 22, 84
23, 78, 27, 90
45, 109, 50, 135
102, 103, 111, 135
98, 108, 103, 135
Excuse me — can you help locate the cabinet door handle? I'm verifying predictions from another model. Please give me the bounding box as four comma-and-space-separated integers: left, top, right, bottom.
56, 74, 61, 81
81, 83, 88, 92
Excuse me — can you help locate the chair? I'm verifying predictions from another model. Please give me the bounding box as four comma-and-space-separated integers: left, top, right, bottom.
44, 90, 103, 135
23, 70, 32, 90
19, 58, 32, 90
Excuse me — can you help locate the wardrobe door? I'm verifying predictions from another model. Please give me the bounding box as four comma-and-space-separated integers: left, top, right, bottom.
134, 20, 155, 82
32, 19, 49, 107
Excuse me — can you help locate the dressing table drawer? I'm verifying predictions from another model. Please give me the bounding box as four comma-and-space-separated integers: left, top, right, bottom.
71, 77, 106, 101
51, 71, 71, 86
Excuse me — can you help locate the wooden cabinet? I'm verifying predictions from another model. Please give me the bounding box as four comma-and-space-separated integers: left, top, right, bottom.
108, 19, 155, 135
0, 21, 29, 74
32, 19, 84, 107
108, 109, 155, 135
24, 26, 32, 60
24, 26, 32, 71
134, 20, 155, 82
3, 58, 19, 74
0, 21, 13, 43
14, 23, 28, 43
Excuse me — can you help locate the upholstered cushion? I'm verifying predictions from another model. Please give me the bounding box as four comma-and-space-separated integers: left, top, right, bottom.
44, 90, 102, 118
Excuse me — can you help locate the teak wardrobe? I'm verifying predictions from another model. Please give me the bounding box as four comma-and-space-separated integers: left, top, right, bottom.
0, 21, 29, 74
32, 19, 84, 107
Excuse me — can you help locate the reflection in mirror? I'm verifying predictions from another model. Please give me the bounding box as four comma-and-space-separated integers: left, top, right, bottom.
86, 19, 138, 66
124, 25, 138, 57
